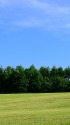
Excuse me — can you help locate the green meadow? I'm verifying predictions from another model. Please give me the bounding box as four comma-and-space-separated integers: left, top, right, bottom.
0, 93, 70, 125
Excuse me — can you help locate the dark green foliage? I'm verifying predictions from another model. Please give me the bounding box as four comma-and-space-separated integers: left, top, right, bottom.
64, 67, 70, 80
0, 65, 70, 93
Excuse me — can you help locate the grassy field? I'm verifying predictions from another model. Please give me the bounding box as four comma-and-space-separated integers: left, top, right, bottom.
0, 93, 70, 125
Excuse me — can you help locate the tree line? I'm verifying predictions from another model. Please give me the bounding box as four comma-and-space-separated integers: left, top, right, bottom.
0, 65, 70, 93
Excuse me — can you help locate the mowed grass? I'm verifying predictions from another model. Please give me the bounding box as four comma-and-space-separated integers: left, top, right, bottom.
0, 93, 70, 125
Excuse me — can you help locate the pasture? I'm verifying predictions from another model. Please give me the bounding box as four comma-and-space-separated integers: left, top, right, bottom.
0, 93, 70, 125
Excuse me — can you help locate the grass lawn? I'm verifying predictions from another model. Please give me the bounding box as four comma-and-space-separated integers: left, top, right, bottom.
0, 93, 70, 125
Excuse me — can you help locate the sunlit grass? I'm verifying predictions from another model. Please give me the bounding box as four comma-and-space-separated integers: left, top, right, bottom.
0, 93, 70, 125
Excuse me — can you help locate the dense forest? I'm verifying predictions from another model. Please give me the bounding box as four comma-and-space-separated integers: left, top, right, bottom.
0, 65, 70, 93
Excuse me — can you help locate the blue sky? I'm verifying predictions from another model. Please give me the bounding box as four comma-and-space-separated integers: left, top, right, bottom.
0, 0, 70, 69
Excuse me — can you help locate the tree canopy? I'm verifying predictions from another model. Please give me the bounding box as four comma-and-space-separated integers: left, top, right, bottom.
0, 65, 70, 93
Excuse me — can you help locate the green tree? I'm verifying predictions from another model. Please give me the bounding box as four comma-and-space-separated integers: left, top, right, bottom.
50, 66, 57, 78
10, 65, 28, 93
0, 66, 4, 93
2, 66, 14, 93
41, 77, 51, 92
39, 66, 50, 78
27, 65, 42, 92
57, 67, 64, 77
64, 67, 70, 80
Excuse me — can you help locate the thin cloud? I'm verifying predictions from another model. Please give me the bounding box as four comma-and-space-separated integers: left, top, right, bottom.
0, 0, 70, 31
15, 18, 43, 27
65, 23, 70, 28
0, 0, 70, 15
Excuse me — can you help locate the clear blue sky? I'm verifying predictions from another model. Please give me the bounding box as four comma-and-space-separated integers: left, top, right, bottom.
0, 0, 70, 69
